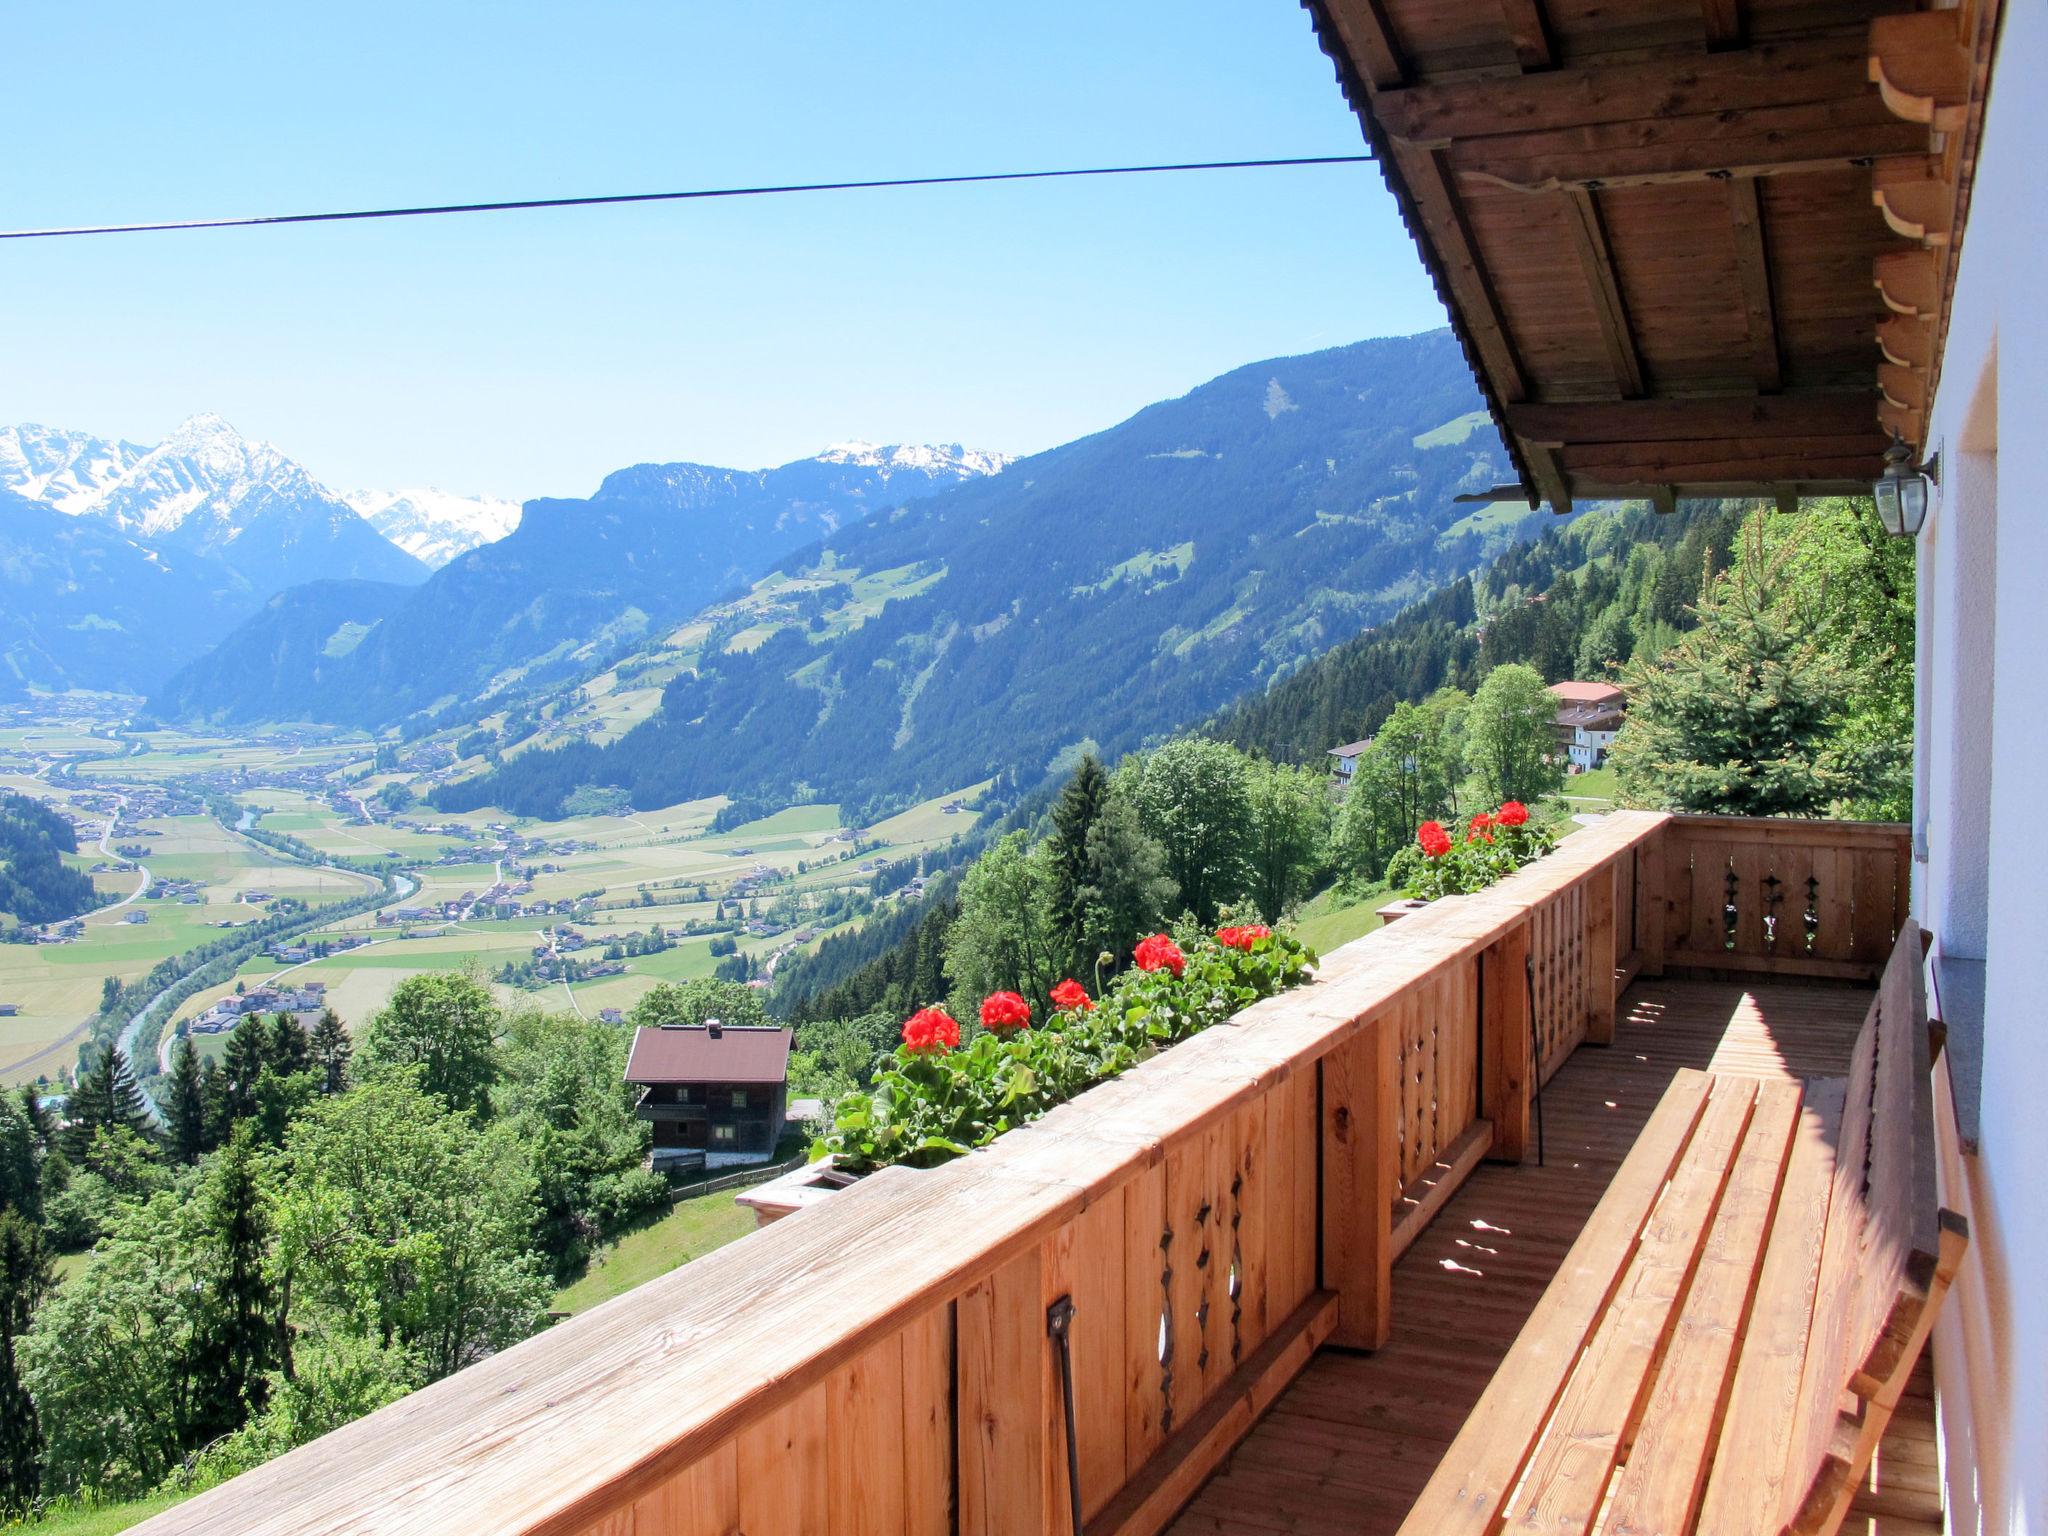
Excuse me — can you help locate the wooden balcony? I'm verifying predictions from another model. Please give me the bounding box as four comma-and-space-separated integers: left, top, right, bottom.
133, 810, 1925, 1536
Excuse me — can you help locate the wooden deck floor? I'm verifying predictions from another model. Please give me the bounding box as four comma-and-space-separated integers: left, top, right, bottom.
1167, 977, 1944, 1536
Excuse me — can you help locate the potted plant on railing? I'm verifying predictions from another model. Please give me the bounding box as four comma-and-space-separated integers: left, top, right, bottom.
796, 923, 1316, 1182
1377, 800, 1559, 922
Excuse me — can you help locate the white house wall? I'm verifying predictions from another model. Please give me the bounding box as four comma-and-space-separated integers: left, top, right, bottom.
1919, 6, 2048, 1528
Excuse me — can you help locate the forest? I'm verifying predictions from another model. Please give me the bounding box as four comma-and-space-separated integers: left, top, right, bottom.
0, 795, 100, 929
0, 974, 774, 1517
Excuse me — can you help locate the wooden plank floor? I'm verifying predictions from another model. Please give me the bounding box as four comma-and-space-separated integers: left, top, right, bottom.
1166, 977, 1944, 1536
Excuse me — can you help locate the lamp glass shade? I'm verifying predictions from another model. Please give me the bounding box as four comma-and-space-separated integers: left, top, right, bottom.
1875, 475, 1904, 535
1899, 475, 1929, 535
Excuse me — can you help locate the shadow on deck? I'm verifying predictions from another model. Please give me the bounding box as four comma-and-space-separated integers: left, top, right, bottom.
1167, 977, 1942, 1536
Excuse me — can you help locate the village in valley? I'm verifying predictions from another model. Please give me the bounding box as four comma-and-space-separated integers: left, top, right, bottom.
0, 696, 987, 1121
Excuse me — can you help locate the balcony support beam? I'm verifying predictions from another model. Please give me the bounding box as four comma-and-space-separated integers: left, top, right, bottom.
1483, 925, 1534, 1163
1321, 1019, 1398, 1350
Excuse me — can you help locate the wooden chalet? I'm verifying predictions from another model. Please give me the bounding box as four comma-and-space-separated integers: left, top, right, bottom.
131, 2, 2041, 1534
626, 1022, 792, 1168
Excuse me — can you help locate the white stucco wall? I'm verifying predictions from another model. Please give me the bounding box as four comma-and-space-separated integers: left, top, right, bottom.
1918, 6, 2048, 1528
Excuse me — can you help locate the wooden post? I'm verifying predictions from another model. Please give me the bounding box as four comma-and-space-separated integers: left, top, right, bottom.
1481, 922, 1533, 1163
1587, 865, 1617, 1046
957, 1249, 1050, 1536
1636, 825, 1668, 977
1321, 1018, 1397, 1350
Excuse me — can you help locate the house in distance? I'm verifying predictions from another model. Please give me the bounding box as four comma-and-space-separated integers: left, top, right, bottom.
1547, 680, 1626, 771
624, 1019, 791, 1171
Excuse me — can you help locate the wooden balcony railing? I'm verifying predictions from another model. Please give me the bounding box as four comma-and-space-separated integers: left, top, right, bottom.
133, 810, 1908, 1536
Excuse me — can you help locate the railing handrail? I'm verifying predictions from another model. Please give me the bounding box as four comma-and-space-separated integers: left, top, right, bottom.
132, 811, 1674, 1536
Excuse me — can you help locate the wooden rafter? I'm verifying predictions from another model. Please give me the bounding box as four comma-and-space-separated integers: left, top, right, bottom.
1504, 395, 1880, 444
1372, 36, 1879, 145
1702, 0, 1745, 51
1727, 175, 1782, 393
1496, 0, 1553, 71
1321, 0, 1408, 89
1559, 190, 1645, 399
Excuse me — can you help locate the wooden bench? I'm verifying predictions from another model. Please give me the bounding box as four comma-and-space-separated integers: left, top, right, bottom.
1398, 921, 1967, 1536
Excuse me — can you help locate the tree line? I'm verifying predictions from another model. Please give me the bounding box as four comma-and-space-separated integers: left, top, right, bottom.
0, 973, 782, 1515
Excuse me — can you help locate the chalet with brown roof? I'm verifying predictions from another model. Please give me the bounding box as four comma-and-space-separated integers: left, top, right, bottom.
625, 1021, 791, 1170
1548, 680, 1627, 768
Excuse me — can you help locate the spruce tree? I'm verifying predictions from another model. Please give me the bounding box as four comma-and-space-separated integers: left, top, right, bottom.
188, 1125, 281, 1445
164, 1037, 209, 1164
16, 1087, 50, 1159
1045, 755, 1107, 976
198, 1057, 227, 1147
310, 1009, 351, 1094
61, 1046, 153, 1159
1610, 533, 1849, 815
266, 1011, 311, 1078
1080, 797, 1179, 973
0, 1209, 52, 1512
219, 1018, 271, 1127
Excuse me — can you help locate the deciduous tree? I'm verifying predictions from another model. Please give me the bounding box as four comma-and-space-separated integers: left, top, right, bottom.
1467, 663, 1563, 806
358, 973, 501, 1118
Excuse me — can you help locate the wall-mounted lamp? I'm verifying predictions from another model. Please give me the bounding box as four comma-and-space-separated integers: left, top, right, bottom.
1874, 435, 1939, 537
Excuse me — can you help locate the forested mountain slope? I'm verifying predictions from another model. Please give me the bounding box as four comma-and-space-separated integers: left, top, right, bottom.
0, 490, 261, 698
155, 445, 1002, 726
1212, 501, 1745, 762
439, 330, 1535, 819
150, 579, 418, 723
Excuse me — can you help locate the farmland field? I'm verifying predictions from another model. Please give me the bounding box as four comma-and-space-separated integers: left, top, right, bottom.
4, 707, 991, 1088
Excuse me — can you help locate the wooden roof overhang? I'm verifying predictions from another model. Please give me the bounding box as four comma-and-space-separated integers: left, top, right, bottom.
1303, 0, 2003, 511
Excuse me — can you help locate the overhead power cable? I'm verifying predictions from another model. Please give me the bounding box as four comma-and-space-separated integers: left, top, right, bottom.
0, 154, 1374, 241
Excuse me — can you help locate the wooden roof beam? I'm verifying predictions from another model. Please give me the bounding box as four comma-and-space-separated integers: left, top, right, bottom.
1702, 0, 1745, 52
1372, 35, 1878, 144
1727, 175, 1782, 393
1869, 11, 1970, 132
1444, 106, 1929, 194
1560, 190, 1646, 399
1321, 0, 1409, 90
1497, 0, 1554, 72
1505, 394, 1880, 444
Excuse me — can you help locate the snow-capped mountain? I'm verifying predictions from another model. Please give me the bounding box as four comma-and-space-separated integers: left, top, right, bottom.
1, 413, 426, 596
343, 487, 523, 567
816, 440, 1013, 479
0, 424, 148, 513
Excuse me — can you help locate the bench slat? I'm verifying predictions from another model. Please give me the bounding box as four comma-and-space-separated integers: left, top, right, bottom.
1604, 1077, 1804, 1535
1395, 1069, 1716, 1536
1694, 1079, 1847, 1535
1504, 1078, 1758, 1534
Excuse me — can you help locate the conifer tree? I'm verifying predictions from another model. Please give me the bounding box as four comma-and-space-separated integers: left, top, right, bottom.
1045, 755, 1107, 975
1079, 796, 1178, 972
1611, 534, 1849, 815
61, 1046, 153, 1159
219, 1018, 271, 1127
0, 1208, 52, 1512
198, 1056, 227, 1146
188, 1125, 281, 1445
164, 1037, 209, 1164
310, 1009, 352, 1094
266, 1011, 311, 1078
15, 1088, 50, 1159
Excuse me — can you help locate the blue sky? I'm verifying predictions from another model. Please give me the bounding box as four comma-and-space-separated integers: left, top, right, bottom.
1, 2, 1447, 499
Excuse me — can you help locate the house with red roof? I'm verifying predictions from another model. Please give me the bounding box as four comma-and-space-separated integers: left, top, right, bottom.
624, 1020, 792, 1170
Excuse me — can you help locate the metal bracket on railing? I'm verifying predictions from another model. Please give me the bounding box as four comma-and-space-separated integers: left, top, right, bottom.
1525, 952, 1546, 1168
1047, 1295, 1085, 1536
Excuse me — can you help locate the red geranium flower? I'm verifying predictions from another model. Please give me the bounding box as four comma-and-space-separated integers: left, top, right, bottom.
1496, 800, 1530, 828
1467, 812, 1496, 844
1217, 924, 1272, 952
900, 1006, 961, 1055
1049, 979, 1095, 1012
979, 990, 1031, 1031
1417, 820, 1453, 858
1134, 933, 1186, 977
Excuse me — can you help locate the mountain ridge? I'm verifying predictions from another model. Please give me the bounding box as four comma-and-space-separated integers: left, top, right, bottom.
433, 329, 1539, 820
